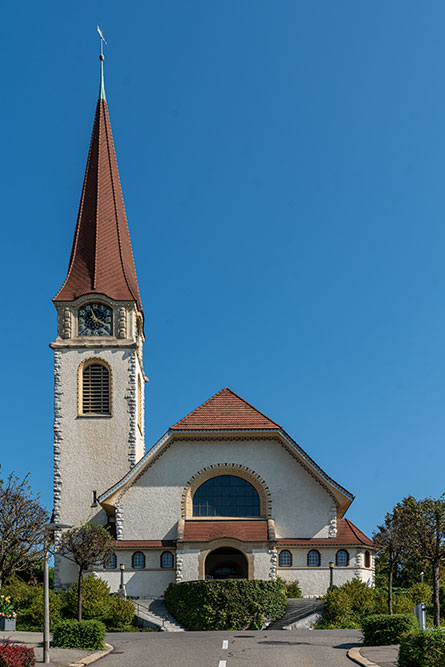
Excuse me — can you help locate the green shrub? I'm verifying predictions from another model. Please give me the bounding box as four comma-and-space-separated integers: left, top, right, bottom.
1, 579, 62, 632
398, 628, 445, 667
362, 614, 418, 646
165, 580, 287, 631
409, 583, 432, 606
52, 620, 106, 650
62, 575, 111, 622
276, 577, 302, 599
103, 597, 134, 629
319, 579, 377, 629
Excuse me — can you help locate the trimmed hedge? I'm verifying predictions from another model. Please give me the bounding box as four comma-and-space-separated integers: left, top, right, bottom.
398, 628, 445, 667
165, 580, 287, 631
52, 619, 106, 650
0, 640, 35, 667
362, 614, 418, 646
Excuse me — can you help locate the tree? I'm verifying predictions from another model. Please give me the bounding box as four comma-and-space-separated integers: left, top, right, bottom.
57, 524, 114, 621
374, 505, 410, 614
401, 495, 445, 626
0, 471, 48, 589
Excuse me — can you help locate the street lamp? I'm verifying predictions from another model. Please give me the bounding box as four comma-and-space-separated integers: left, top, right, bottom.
43, 522, 72, 664
420, 571, 424, 584
329, 562, 335, 590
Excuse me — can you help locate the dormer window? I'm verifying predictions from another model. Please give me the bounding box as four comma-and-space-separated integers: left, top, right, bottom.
78, 303, 113, 336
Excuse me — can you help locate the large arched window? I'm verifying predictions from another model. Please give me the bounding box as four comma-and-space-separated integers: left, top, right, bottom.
81, 360, 110, 414
192, 475, 261, 517
336, 549, 349, 567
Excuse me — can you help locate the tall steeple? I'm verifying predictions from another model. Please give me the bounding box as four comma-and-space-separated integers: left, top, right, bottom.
54, 45, 142, 313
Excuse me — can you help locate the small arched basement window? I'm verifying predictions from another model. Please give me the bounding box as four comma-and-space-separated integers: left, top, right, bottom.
132, 551, 145, 569
104, 553, 117, 569
307, 550, 321, 567
161, 552, 174, 568
81, 361, 110, 414
336, 549, 349, 567
279, 550, 292, 567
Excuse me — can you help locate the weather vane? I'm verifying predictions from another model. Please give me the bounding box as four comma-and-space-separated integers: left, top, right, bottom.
97, 25, 107, 59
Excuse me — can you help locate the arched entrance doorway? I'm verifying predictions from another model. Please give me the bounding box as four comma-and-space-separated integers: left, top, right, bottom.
205, 547, 248, 580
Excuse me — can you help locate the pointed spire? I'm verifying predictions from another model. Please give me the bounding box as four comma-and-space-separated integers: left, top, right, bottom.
54, 42, 143, 313
99, 31, 106, 101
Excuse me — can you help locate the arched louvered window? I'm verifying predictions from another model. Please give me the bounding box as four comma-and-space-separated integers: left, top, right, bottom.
364, 551, 370, 568
82, 361, 110, 414
132, 551, 145, 569
161, 552, 174, 568
279, 550, 292, 567
336, 549, 349, 567
104, 553, 117, 569
307, 550, 321, 567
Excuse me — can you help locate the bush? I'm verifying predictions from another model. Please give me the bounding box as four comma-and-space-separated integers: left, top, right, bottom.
362, 614, 418, 646
0, 640, 35, 667
165, 580, 287, 631
103, 596, 134, 629
276, 577, 302, 599
52, 619, 106, 650
398, 628, 445, 667
1, 579, 62, 631
319, 579, 377, 629
62, 575, 111, 622
409, 583, 432, 606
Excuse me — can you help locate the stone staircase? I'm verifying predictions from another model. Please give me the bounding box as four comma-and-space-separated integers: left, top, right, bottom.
267, 598, 325, 630
133, 598, 185, 632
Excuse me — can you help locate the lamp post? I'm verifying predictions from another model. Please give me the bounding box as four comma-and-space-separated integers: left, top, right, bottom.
420, 571, 424, 584
119, 564, 127, 599
329, 561, 335, 590
43, 522, 71, 664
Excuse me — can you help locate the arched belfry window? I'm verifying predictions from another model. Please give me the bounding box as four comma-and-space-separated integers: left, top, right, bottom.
193, 475, 260, 517
80, 359, 111, 415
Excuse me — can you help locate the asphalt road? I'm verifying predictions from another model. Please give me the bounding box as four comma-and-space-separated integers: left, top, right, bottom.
102, 629, 363, 667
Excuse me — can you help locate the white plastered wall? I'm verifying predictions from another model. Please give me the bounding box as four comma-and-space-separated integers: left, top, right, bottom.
117, 437, 336, 541
93, 550, 175, 598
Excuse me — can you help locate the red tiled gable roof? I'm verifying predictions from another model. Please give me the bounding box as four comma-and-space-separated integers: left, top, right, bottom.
54, 96, 142, 312
183, 520, 269, 542
277, 518, 375, 548
113, 540, 175, 549
171, 388, 281, 430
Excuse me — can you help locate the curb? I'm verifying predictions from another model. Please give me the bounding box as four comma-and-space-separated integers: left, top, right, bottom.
347, 647, 379, 667
68, 643, 113, 667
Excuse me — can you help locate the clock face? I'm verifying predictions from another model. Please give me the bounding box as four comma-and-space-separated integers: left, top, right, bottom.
78, 304, 113, 336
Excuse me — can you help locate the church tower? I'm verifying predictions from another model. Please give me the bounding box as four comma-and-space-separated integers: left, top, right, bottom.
51, 49, 146, 584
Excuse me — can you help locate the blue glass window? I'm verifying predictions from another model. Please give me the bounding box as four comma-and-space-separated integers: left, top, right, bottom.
193, 475, 260, 517
104, 553, 116, 569
279, 550, 292, 567
161, 552, 174, 568
132, 551, 145, 569
336, 550, 349, 566
307, 550, 320, 567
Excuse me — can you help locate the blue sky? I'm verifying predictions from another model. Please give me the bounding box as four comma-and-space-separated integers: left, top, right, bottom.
1, 1, 444, 537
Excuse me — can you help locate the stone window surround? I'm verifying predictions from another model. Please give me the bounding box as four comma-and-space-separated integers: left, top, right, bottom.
161, 552, 175, 569
182, 463, 272, 520
132, 551, 146, 569
77, 357, 113, 417
307, 549, 321, 567
336, 549, 350, 567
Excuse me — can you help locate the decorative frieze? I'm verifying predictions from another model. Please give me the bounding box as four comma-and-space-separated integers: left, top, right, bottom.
328, 505, 337, 538
175, 552, 184, 583
115, 505, 124, 540
53, 350, 64, 589
62, 309, 71, 339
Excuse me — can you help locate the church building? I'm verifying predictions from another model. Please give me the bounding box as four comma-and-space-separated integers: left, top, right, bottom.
51, 52, 376, 598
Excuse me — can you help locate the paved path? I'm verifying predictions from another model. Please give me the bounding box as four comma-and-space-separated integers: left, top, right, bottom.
102, 628, 363, 667
268, 598, 325, 629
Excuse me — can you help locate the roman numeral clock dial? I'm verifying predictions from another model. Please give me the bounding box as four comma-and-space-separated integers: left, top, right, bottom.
78, 304, 113, 336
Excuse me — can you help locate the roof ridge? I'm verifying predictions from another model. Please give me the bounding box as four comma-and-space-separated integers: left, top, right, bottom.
221, 387, 282, 429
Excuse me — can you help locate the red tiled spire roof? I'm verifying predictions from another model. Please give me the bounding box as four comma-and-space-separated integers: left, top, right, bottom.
54, 69, 142, 311
171, 387, 281, 430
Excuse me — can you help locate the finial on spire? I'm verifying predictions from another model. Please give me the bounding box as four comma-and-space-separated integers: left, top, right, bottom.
97, 26, 107, 101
